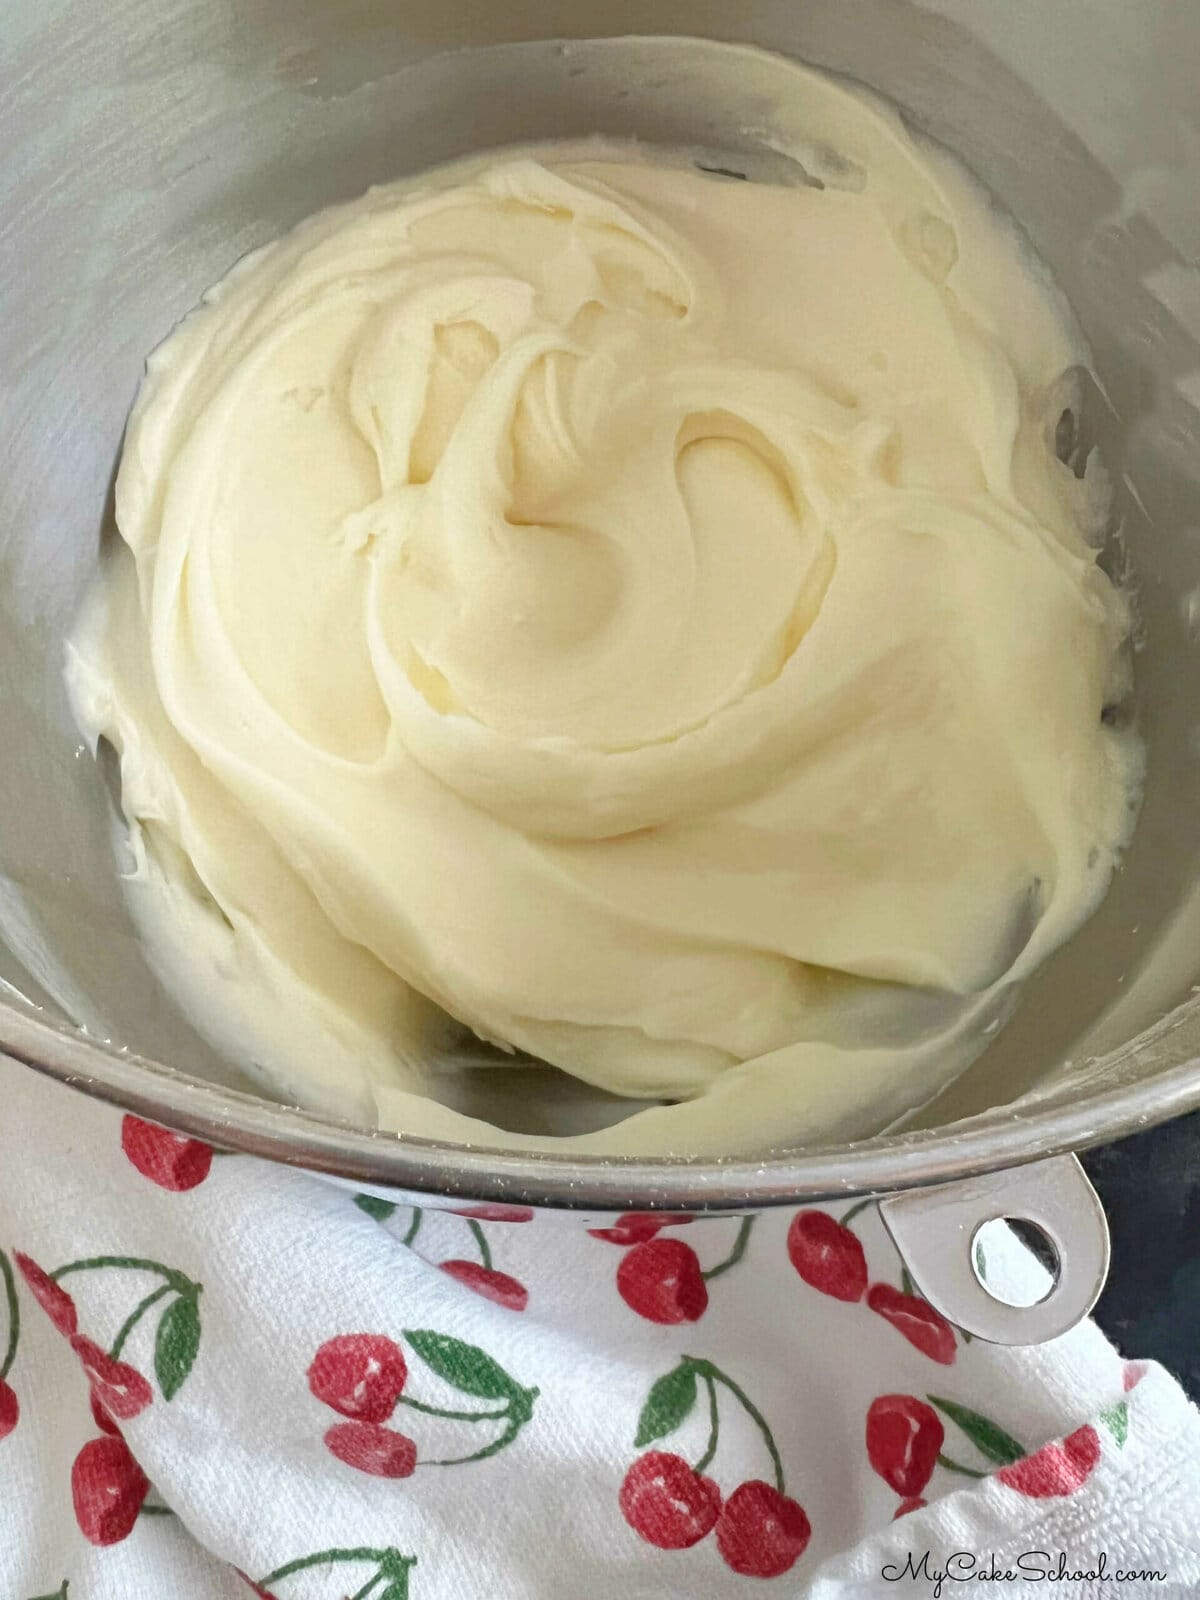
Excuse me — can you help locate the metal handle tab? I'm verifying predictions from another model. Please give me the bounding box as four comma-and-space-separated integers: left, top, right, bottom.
878, 1153, 1110, 1345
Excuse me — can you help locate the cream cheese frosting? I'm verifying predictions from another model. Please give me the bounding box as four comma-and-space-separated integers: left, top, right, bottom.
67, 69, 1140, 1155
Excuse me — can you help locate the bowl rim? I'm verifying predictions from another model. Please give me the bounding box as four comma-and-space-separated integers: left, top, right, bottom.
6, 989, 1200, 1208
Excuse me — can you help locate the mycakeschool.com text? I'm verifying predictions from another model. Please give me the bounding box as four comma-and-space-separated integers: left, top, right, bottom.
881, 1549, 1168, 1596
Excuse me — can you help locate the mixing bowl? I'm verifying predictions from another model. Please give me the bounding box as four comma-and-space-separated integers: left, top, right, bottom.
2, 0, 1199, 1344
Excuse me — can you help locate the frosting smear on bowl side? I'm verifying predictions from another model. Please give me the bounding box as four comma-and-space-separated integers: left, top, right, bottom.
67, 66, 1140, 1155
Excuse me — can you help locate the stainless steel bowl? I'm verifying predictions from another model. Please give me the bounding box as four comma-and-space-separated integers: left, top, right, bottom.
2, 0, 1198, 1342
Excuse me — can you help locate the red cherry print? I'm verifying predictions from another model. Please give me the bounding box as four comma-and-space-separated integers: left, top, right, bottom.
786, 1211, 868, 1302
589, 1212, 695, 1245
0, 1379, 18, 1441
1123, 1361, 1148, 1392
619, 1451, 721, 1549
866, 1284, 957, 1365
617, 1238, 708, 1325
71, 1336, 153, 1420
324, 1421, 417, 1478
90, 1387, 123, 1437
307, 1334, 408, 1422
997, 1424, 1101, 1499
71, 1435, 149, 1545
14, 1251, 78, 1336
715, 1480, 812, 1578
865, 1394, 944, 1497
449, 1203, 534, 1223
439, 1260, 528, 1311
121, 1114, 213, 1191
592, 1212, 697, 1245
893, 1497, 927, 1520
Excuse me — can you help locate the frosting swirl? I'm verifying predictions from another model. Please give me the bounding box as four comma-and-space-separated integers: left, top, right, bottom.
68, 97, 1138, 1154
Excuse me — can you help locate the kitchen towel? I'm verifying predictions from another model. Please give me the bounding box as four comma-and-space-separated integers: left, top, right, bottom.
2, 1055, 1199, 1599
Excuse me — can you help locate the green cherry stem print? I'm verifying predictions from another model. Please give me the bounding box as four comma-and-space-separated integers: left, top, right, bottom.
621, 1355, 812, 1579
702, 1216, 755, 1283
308, 1329, 537, 1477
56, 1256, 202, 1404
438, 1218, 528, 1311
0, 1249, 21, 1440
393, 1206, 529, 1310
252, 1547, 417, 1600
16, 1249, 203, 1419
926, 1394, 1115, 1497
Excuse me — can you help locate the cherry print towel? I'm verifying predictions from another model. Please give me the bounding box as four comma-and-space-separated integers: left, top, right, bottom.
2, 1057, 1199, 1599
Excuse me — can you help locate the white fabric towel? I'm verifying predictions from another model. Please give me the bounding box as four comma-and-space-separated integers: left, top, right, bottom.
2, 1057, 1198, 1598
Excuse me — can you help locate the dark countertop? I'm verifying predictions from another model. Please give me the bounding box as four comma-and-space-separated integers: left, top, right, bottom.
1083, 1110, 1200, 1400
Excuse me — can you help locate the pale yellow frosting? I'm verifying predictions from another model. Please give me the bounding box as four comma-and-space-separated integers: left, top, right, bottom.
67, 77, 1139, 1155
